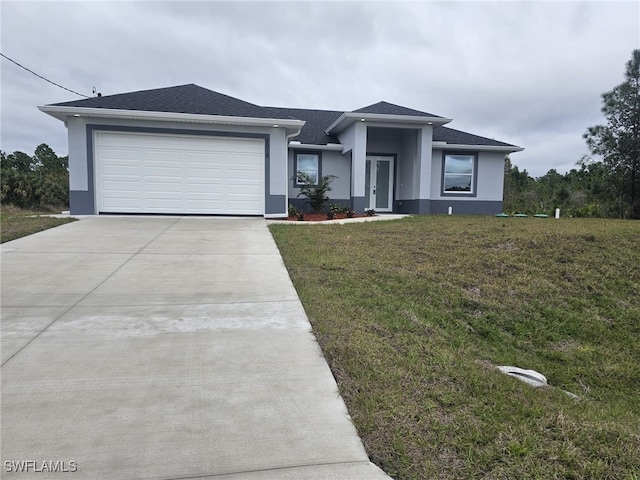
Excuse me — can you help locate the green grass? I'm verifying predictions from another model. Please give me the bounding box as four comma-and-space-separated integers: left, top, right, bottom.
270, 216, 640, 480
1, 207, 75, 243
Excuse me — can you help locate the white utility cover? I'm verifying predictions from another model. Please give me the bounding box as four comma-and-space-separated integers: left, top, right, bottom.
95, 132, 264, 215
497, 366, 548, 387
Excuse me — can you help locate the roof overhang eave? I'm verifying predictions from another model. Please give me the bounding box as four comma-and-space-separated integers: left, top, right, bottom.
287, 142, 344, 151
433, 141, 524, 153
325, 112, 452, 134
37, 105, 306, 130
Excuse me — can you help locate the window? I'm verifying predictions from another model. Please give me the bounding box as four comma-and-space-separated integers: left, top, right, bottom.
443, 154, 476, 195
295, 152, 320, 185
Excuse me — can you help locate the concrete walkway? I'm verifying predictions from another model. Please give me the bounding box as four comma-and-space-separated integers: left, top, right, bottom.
1, 217, 390, 479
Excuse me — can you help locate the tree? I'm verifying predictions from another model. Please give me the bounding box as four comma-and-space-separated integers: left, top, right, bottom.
584, 49, 640, 219
503, 157, 538, 213
2, 151, 34, 173
0, 144, 69, 209
34, 143, 68, 173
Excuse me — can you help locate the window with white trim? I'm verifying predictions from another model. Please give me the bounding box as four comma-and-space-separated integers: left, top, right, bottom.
443, 154, 476, 194
295, 152, 320, 185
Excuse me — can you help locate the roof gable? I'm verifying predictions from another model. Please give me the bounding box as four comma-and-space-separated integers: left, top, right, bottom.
352, 101, 443, 118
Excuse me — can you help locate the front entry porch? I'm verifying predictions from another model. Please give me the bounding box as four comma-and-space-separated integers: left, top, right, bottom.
348, 124, 433, 214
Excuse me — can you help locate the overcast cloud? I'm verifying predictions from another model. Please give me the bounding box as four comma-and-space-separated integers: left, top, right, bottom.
1, 0, 638, 177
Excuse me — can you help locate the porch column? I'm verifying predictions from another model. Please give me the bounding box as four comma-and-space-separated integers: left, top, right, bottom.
350, 122, 368, 213
265, 127, 287, 216
416, 125, 433, 213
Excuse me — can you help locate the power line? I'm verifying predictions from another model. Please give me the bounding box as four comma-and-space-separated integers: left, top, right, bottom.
1, 53, 90, 98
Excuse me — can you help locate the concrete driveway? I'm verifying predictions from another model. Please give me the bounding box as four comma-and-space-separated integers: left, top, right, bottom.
1, 217, 389, 479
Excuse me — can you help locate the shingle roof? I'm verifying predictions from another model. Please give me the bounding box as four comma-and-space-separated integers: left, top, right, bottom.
433, 126, 517, 148
52, 84, 294, 120
267, 107, 342, 145
352, 101, 443, 118
49, 84, 517, 148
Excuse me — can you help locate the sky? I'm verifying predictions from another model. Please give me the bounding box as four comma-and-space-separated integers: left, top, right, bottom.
1, 0, 639, 178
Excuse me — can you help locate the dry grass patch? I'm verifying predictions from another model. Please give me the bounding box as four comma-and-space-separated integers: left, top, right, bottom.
270, 216, 640, 480
1, 206, 75, 243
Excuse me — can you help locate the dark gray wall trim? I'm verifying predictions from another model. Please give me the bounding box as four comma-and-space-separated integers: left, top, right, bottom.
394, 199, 431, 214
288, 198, 502, 215
85, 124, 271, 215
440, 152, 479, 198
265, 195, 286, 215
69, 190, 95, 215
289, 198, 352, 213
351, 196, 366, 214
82, 127, 96, 214
349, 151, 353, 199
431, 200, 502, 215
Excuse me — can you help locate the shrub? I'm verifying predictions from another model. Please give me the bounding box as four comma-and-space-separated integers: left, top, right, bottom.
329, 203, 347, 215
288, 203, 298, 218
365, 208, 376, 217
296, 172, 337, 213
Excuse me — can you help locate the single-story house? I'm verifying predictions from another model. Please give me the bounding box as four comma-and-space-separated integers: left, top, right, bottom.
39, 84, 523, 217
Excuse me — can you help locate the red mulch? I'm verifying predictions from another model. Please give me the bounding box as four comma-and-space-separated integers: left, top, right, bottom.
280, 213, 366, 222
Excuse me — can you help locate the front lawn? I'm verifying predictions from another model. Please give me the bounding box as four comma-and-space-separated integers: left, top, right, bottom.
270, 216, 640, 480
1, 207, 75, 243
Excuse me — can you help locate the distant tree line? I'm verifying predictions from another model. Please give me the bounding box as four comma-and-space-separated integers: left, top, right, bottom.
503, 157, 623, 218
1, 144, 69, 209
506, 49, 640, 219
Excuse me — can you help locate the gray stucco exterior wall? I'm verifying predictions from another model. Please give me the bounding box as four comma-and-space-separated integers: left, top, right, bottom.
287, 149, 351, 202
68, 191, 95, 215
338, 122, 367, 206
395, 199, 431, 214
288, 198, 352, 213
416, 125, 433, 201
267, 128, 287, 215
293, 125, 508, 215
351, 196, 367, 214
67, 116, 510, 217
398, 130, 418, 200
66, 116, 90, 191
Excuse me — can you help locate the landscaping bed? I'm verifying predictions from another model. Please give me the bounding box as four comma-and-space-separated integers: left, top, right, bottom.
280, 212, 368, 222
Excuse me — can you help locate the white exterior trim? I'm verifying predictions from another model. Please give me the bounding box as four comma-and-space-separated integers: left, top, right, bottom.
325, 112, 452, 134
287, 142, 344, 151
438, 143, 524, 153
38, 105, 305, 130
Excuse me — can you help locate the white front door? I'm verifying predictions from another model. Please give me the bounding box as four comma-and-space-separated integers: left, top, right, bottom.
365, 156, 394, 212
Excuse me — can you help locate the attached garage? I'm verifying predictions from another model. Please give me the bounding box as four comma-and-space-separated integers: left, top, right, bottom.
94, 131, 265, 215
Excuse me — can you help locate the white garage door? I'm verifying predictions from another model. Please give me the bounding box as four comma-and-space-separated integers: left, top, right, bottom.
95, 131, 264, 214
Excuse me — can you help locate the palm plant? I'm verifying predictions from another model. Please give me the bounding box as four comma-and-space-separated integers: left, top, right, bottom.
296, 172, 337, 213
